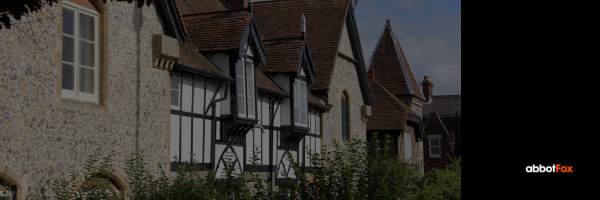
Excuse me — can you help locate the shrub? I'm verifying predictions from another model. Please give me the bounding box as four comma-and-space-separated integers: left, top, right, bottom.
30, 132, 460, 199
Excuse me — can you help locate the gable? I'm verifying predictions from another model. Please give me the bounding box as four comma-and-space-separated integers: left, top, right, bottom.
338, 21, 355, 59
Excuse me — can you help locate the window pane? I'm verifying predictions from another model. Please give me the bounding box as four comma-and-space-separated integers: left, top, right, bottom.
431, 147, 440, 155
238, 94, 245, 114
294, 94, 299, 109
431, 139, 440, 147
248, 97, 254, 115
295, 109, 300, 124
300, 82, 306, 97
294, 81, 299, 95
62, 8, 75, 35
62, 63, 74, 90
171, 90, 179, 106
301, 94, 306, 110
79, 67, 94, 94
79, 40, 94, 67
62, 36, 75, 63
301, 110, 306, 125
170, 76, 179, 90
79, 13, 95, 41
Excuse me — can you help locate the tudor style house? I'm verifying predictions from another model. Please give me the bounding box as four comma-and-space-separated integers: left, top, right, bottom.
0, 0, 374, 198
366, 20, 426, 171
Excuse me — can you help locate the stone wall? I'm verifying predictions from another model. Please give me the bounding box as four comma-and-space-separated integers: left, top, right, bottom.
0, 1, 168, 198
321, 55, 367, 152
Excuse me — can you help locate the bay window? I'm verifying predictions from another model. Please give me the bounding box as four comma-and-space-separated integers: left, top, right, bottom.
237, 58, 255, 118
61, 2, 99, 103
294, 79, 307, 127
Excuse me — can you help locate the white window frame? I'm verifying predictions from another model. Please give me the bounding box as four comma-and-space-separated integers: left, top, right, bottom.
404, 132, 412, 162
294, 79, 307, 127
429, 138, 441, 158
61, 2, 100, 103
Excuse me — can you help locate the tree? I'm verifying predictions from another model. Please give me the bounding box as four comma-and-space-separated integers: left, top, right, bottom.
0, 0, 153, 32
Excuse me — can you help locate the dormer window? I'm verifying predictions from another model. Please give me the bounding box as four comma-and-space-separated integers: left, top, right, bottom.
294, 79, 307, 127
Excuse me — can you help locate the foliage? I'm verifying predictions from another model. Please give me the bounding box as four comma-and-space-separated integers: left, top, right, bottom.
30, 132, 460, 199
0, 0, 151, 32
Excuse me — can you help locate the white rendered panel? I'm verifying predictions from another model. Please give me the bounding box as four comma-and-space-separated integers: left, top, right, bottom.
203, 119, 211, 163
220, 86, 231, 115
246, 129, 254, 164
339, 21, 355, 59
276, 100, 284, 126
206, 118, 214, 141
170, 114, 180, 162
181, 76, 193, 113
215, 84, 221, 118
193, 77, 205, 114
232, 146, 244, 174
262, 96, 269, 126
287, 151, 297, 178
316, 137, 321, 156
216, 121, 221, 141
205, 79, 216, 115
277, 150, 286, 178
299, 138, 304, 166
181, 116, 192, 162
262, 129, 269, 165
310, 112, 316, 133
304, 137, 310, 167
215, 144, 227, 177
192, 118, 204, 162
253, 128, 262, 163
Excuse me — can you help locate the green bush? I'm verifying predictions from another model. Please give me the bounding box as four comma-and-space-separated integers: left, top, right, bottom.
29, 132, 460, 199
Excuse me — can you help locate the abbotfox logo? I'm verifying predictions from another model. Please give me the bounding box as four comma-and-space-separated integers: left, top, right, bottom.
526, 164, 573, 173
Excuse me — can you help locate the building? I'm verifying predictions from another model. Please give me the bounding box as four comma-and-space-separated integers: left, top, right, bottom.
0, 0, 373, 198
421, 76, 461, 172
0, 0, 186, 199
365, 20, 425, 171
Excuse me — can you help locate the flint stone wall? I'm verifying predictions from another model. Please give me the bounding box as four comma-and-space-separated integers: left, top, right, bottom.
321, 55, 367, 152
0, 1, 169, 198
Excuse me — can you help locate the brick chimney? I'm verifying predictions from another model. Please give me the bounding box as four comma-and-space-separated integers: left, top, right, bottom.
421, 76, 434, 101
221, 0, 249, 10
367, 68, 375, 80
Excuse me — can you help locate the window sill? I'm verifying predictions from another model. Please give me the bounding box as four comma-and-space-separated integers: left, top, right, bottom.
56, 97, 110, 113
428, 156, 442, 159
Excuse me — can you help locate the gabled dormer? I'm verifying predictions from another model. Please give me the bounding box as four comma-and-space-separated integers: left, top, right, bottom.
259, 15, 318, 150
182, 6, 266, 145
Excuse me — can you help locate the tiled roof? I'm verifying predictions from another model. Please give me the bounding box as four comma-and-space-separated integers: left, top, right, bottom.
259, 38, 305, 73
367, 80, 419, 131
253, 0, 351, 91
178, 40, 229, 77
308, 91, 325, 106
174, 0, 227, 15
367, 20, 424, 100
257, 70, 288, 96
182, 9, 251, 52
422, 95, 461, 116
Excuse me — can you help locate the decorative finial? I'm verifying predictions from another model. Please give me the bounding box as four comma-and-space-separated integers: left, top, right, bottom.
301, 14, 306, 34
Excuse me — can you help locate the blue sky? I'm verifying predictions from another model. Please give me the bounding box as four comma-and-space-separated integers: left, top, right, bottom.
254, 0, 461, 95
